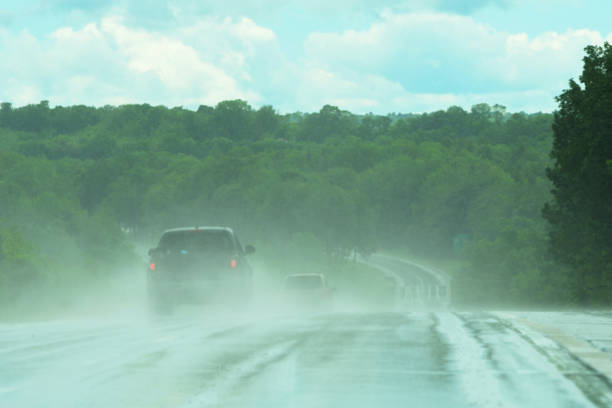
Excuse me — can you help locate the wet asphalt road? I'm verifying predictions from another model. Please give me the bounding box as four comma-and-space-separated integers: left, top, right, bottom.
1, 309, 611, 408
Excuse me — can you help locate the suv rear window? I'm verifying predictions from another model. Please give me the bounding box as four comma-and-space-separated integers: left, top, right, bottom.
159, 230, 234, 253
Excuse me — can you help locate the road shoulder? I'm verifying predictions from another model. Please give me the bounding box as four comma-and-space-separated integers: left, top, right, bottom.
494, 311, 612, 383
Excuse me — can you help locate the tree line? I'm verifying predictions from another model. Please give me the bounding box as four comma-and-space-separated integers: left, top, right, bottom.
1, 44, 610, 309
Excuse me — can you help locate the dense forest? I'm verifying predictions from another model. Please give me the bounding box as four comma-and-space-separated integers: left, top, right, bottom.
0, 100, 557, 307
0, 45, 610, 311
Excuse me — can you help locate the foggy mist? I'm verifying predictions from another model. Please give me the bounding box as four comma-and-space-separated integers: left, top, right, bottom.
1, 3, 612, 405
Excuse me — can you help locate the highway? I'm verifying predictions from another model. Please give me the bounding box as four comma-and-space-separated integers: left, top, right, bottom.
1, 258, 611, 407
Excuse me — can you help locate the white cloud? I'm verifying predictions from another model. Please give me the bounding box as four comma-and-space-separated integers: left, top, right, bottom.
305, 12, 501, 73
290, 66, 558, 113
304, 11, 605, 90
0, 6, 610, 114
494, 28, 604, 88
99, 17, 241, 95
0, 16, 268, 107
299, 11, 609, 112
289, 69, 405, 112
176, 16, 282, 86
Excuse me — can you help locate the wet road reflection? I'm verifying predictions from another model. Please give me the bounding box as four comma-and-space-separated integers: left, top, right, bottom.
0, 311, 610, 407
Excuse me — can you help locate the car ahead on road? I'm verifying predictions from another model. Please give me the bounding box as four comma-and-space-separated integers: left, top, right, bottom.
146, 226, 255, 314
282, 273, 334, 311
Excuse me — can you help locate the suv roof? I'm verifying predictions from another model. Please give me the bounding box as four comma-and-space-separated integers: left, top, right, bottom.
162, 226, 234, 234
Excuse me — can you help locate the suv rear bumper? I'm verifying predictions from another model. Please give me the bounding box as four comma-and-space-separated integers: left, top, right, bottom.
148, 277, 251, 304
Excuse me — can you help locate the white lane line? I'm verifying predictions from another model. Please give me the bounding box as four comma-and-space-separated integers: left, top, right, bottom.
436, 312, 510, 408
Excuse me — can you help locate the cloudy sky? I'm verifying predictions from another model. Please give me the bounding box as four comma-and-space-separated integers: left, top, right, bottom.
0, 0, 610, 113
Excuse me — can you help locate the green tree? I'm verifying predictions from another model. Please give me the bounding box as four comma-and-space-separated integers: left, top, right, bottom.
543, 42, 612, 303
213, 100, 254, 141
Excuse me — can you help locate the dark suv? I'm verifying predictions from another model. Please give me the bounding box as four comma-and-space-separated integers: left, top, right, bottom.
146, 227, 255, 313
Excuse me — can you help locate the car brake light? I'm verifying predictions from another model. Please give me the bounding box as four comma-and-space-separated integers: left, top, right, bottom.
149, 262, 156, 271
230, 259, 237, 268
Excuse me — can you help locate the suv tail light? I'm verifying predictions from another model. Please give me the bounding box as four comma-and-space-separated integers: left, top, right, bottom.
230, 259, 237, 268
149, 262, 156, 271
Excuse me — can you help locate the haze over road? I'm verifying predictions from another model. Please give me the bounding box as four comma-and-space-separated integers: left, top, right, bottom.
1, 260, 611, 407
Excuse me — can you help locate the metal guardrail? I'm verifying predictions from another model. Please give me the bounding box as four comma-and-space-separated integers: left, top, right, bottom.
356, 253, 451, 309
